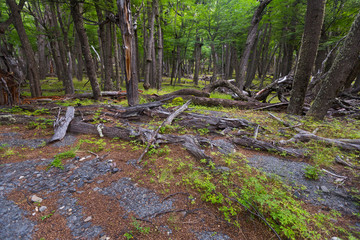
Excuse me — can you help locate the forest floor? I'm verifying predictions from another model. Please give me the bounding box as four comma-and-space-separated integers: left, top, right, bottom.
0, 81, 360, 240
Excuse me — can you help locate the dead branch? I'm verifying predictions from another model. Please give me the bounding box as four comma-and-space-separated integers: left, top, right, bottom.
137, 100, 191, 163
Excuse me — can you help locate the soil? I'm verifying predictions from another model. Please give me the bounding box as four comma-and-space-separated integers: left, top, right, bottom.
0, 104, 359, 240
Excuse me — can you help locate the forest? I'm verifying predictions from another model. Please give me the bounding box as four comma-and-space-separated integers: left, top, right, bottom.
0, 0, 360, 240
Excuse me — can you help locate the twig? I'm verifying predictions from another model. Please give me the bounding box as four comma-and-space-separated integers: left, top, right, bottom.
88, 151, 99, 158
321, 169, 347, 179
137, 100, 191, 163
161, 192, 190, 203
253, 125, 259, 140
251, 102, 288, 111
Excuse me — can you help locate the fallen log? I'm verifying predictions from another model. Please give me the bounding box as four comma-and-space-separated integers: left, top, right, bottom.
202, 80, 253, 102
254, 75, 293, 102
150, 89, 210, 100
233, 136, 303, 157
49, 107, 75, 142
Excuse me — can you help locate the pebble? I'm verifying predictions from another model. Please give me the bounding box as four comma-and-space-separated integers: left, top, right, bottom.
31, 195, 43, 203
320, 186, 330, 193
93, 187, 101, 192
111, 168, 120, 174
68, 188, 77, 193
0, 186, 4, 191
19, 176, 25, 180
330, 237, 342, 240
39, 206, 47, 212
84, 216, 92, 222
96, 180, 104, 184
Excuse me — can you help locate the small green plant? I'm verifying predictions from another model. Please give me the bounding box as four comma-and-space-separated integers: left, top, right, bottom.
48, 149, 76, 170
197, 128, 209, 135
123, 232, 133, 239
171, 97, 184, 105
40, 210, 55, 221
304, 165, 322, 180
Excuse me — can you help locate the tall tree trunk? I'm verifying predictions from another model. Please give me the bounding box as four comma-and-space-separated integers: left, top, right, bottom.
104, 20, 114, 90
144, 0, 155, 90
74, 32, 83, 81
236, 0, 272, 90
193, 33, 202, 85
6, 0, 41, 97
70, 0, 101, 100
287, 0, 326, 115
155, 0, 163, 90
113, 26, 121, 90
307, 11, 360, 120
117, 0, 139, 106
210, 43, 217, 82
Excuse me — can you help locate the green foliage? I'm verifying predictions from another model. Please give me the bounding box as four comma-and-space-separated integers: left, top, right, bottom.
171, 97, 184, 106
304, 165, 323, 180
48, 149, 76, 170
78, 138, 107, 152
40, 210, 55, 221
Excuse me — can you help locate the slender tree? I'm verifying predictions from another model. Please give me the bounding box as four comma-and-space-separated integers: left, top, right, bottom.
287, 0, 326, 115
6, 0, 41, 97
70, 0, 101, 100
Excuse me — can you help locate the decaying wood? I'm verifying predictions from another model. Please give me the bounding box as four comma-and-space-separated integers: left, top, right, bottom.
254, 75, 293, 102
71, 91, 127, 99
286, 133, 360, 152
49, 106, 75, 142
233, 136, 303, 157
137, 100, 191, 163
149, 89, 210, 101
335, 155, 359, 169
203, 79, 253, 102
184, 96, 272, 110
269, 112, 360, 152
68, 118, 137, 141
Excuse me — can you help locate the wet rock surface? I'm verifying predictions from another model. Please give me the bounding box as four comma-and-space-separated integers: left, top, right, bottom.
248, 155, 358, 214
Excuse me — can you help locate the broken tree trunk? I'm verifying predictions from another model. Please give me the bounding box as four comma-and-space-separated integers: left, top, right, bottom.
254, 75, 293, 102
49, 107, 75, 143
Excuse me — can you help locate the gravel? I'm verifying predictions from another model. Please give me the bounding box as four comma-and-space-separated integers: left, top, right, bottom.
102, 177, 174, 219
195, 231, 232, 240
247, 155, 358, 214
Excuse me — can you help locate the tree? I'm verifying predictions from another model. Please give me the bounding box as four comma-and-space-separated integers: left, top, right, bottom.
117, 0, 139, 106
236, 0, 272, 90
70, 0, 101, 100
6, 0, 41, 97
287, 0, 326, 115
306, 11, 360, 120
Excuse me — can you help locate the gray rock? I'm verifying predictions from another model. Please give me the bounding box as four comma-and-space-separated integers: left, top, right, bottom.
84, 216, 92, 222
31, 195, 43, 203
111, 168, 120, 174
39, 206, 47, 212
320, 186, 330, 193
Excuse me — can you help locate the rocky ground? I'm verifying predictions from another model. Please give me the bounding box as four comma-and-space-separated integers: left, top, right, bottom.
0, 105, 359, 240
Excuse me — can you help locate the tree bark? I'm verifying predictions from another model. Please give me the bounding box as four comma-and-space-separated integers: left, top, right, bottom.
144, 0, 155, 90
287, 0, 326, 115
6, 0, 41, 97
236, 0, 272, 90
307, 11, 360, 120
70, 0, 101, 100
155, 0, 163, 90
193, 33, 202, 86
117, 0, 139, 106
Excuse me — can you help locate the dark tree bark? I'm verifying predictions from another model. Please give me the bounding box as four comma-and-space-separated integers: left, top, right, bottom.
144, 0, 155, 90
236, 0, 272, 90
287, 0, 326, 115
193, 33, 202, 86
6, 0, 41, 97
70, 0, 101, 100
155, 0, 162, 90
74, 32, 84, 81
307, 11, 360, 120
117, 0, 139, 106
